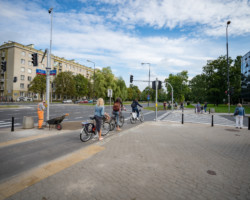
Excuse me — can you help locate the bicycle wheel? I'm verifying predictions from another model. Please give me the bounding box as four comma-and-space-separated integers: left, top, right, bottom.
119, 115, 125, 127
110, 118, 116, 131
130, 114, 136, 124
80, 124, 93, 142
139, 113, 144, 122
101, 122, 110, 136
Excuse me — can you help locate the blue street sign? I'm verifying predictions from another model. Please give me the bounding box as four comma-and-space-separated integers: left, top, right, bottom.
50, 70, 57, 76
36, 69, 46, 75
147, 95, 150, 100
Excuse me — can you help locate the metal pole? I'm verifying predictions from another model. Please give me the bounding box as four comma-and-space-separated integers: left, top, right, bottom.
226, 21, 231, 114
11, 116, 14, 132
141, 63, 150, 107
155, 78, 158, 121
87, 60, 95, 103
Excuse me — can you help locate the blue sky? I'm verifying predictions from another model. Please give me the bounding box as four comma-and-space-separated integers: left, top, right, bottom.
0, 0, 250, 90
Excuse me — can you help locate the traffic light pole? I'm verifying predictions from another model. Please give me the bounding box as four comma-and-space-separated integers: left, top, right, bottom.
165, 82, 174, 110
46, 48, 50, 121
155, 78, 158, 121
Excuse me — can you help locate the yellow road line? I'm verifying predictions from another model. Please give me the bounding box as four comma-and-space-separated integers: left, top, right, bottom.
0, 145, 105, 200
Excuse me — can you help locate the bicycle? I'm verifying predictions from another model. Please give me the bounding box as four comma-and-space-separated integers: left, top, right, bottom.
130, 109, 144, 124
109, 112, 125, 131
80, 116, 110, 142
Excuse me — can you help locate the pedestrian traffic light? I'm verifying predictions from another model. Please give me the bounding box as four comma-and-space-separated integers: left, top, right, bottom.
158, 81, 162, 89
32, 53, 38, 66
152, 81, 162, 90
1, 61, 6, 72
130, 75, 133, 83
152, 81, 156, 89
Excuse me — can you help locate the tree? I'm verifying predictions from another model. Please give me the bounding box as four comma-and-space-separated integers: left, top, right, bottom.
189, 74, 207, 103
54, 71, 76, 99
74, 74, 89, 99
28, 74, 46, 99
127, 85, 141, 101
114, 77, 128, 101
164, 71, 189, 103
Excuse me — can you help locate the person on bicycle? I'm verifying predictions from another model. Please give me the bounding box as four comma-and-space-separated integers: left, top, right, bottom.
131, 98, 143, 120
113, 97, 123, 131
94, 98, 105, 140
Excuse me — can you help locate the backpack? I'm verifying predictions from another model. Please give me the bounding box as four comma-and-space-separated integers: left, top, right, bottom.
131, 101, 136, 108
113, 102, 120, 111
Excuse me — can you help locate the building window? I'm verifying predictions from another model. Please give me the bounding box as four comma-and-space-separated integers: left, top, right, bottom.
20, 83, 24, 89
21, 51, 26, 56
28, 76, 32, 81
28, 61, 32, 66
29, 53, 32, 58
27, 84, 30, 88
20, 92, 25, 96
21, 67, 25, 72
21, 75, 25, 80
28, 69, 32, 74
21, 59, 25, 65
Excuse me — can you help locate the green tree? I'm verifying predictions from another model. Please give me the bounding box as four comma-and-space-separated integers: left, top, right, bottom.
74, 74, 89, 99
28, 74, 46, 99
189, 74, 207, 103
54, 71, 76, 99
164, 71, 189, 103
114, 77, 128, 101
127, 85, 141, 101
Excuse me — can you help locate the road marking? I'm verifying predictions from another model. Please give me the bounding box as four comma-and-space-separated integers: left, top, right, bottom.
0, 145, 105, 200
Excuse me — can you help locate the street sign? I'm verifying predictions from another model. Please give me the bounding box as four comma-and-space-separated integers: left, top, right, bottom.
147, 95, 150, 100
36, 69, 46, 75
107, 89, 112, 97
50, 70, 57, 75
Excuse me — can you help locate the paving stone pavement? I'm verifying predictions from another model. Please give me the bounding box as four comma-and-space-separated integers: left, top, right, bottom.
4, 121, 250, 200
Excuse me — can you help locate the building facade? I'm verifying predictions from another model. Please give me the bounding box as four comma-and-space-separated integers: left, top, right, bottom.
0, 41, 93, 101
241, 51, 250, 102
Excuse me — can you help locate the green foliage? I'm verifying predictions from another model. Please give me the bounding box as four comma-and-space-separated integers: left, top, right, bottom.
165, 71, 189, 103
54, 71, 76, 98
28, 74, 46, 98
127, 85, 141, 100
74, 74, 89, 98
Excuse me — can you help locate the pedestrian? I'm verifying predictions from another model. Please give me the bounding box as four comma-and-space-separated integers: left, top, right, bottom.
131, 98, 143, 120
234, 103, 245, 129
94, 98, 105, 140
113, 97, 123, 131
163, 101, 166, 110
37, 100, 47, 129
180, 102, 184, 110
196, 102, 201, 114
204, 102, 208, 113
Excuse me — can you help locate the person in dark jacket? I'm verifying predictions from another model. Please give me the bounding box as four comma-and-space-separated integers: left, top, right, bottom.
131, 99, 143, 119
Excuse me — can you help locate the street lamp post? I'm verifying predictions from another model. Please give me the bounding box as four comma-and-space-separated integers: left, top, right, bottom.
87, 60, 95, 102
46, 7, 53, 121
226, 20, 231, 114
141, 63, 150, 107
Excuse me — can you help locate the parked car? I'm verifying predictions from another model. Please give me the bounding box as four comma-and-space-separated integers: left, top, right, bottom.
62, 99, 73, 103
16, 97, 33, 102
88, 100, 93, 103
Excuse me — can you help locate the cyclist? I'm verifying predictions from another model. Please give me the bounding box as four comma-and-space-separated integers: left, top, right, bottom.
131, 98, 143, 120
113, 97, 124, 131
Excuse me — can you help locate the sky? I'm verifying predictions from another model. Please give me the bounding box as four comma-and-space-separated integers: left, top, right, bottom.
0, 0, 250, 91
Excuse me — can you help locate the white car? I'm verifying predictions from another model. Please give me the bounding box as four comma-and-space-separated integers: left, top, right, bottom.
62, 99, 73, 103
16, 97, 33, 102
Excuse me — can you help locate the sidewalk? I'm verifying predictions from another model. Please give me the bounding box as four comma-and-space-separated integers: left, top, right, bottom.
1, 121, 250, 200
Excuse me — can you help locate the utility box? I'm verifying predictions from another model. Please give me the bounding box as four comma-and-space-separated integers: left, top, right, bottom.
23, 116, 34, 129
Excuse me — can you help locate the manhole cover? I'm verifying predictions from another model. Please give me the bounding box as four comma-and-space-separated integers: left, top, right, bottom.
207, 170, 216, 175
225, 129, 240, 132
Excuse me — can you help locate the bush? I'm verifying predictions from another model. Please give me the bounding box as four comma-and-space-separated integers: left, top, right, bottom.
187, 101, 190, 105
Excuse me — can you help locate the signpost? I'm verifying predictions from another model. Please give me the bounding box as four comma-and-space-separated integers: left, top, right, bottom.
107, 89, 113, 115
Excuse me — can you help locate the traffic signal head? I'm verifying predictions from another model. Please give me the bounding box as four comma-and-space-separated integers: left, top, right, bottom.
130, 75, 133, 83
32, 53, 38, 66
1, 61, 6, 72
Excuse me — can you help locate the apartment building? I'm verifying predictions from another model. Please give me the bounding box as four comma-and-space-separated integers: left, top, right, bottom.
0, 41, 93, 101
241, 51, 250, 102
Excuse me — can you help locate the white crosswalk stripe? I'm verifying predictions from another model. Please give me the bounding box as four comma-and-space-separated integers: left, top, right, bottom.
0, 121, 21, 128
160, 110, 238, 127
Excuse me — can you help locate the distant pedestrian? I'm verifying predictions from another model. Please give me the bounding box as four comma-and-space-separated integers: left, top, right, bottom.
37, 100, 47, 129
163, 101, 166, 110
180, 102, 184, 110
234, 103, 245, 129
196, 102, 201, 114
204, 102, 208, 112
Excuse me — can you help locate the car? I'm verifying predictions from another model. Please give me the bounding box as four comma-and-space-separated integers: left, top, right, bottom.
62, 99, 73, 103
16, 97, 27, 102
88, 100, 93, 103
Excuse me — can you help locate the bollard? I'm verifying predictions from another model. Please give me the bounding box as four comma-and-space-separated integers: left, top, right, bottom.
211, 115, 214, 127
248, 117, 250, 130
182, 113, 184, 124
209, 108, 210, 114
11, 117, 14, 132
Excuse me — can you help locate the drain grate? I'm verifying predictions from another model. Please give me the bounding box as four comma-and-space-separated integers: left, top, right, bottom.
207, 170, 216, 175
225, 129, 240, 132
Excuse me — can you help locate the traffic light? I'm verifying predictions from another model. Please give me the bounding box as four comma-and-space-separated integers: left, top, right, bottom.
152, 81, 162, 90
152, 81, 156, 89
130, 75, 133, 83
1, 61, 6, 72
158, 81, 162, 89
32, 53, 38, 66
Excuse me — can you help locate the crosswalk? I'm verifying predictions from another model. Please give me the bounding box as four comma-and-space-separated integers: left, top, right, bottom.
0, 121, 21, 128
159, 110, 238, 127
